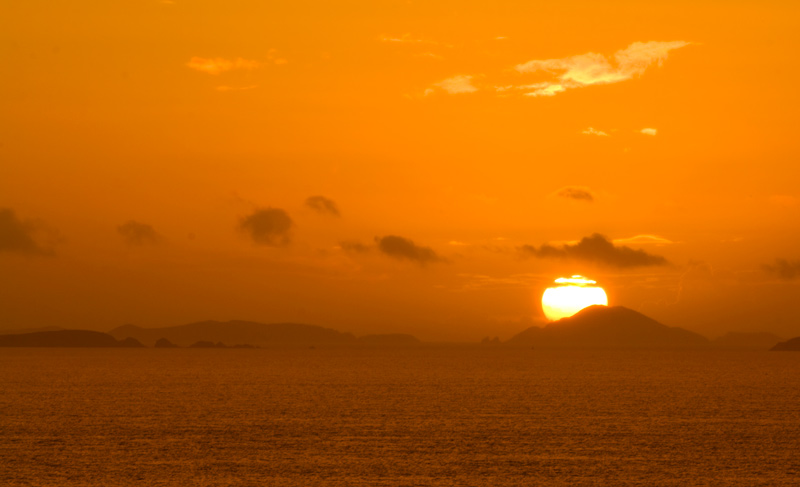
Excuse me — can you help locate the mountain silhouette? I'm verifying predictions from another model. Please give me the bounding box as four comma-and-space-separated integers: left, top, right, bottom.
0, 330, 144, 348
154, 338, 179, 348
506, 305, 709, 349
108, 320, 359, 347
770, 337, 800, 351
0, 326, 64, 335
712, 332, 783, 350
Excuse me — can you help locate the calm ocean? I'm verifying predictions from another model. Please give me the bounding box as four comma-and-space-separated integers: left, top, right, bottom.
2, 348, 799, 486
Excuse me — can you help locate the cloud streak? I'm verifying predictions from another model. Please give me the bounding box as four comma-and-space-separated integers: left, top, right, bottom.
239, 208, 293, 246
305, 196, 340, 217
520, 233, 668, 268
514, 41, 689, 97
581, 127, 608, 136
186, 57, 262, 75
375, 235, 444, 265
556, 186, 594, 202
431, 75, 478, 95
428, 41, 688, 98
339, 241, 371, 254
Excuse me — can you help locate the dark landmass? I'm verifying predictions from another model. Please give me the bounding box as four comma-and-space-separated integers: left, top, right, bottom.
770, 337, 800, 351
154, 338, 179, 348
0, 330, 144, 348
357, 334, 422, 347
712, 332, 783, 350
0, 326, 64, 335
109, 320, 358, 348
506, 306, 709, 349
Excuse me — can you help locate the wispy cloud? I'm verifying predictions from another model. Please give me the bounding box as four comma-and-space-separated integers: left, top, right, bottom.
380, 34, 434, 45
431, 75, 478, 95
581, 127, 608, 136
519, 233, 669, 268
555, 186, 594, 202
338, 241, 371, 254
429, 41, 688, 98
640, 128, 658, 136
375, 235, 445, 265
186, 57, 262, 75
305, 196, 340, 217
514, 41, 689, 96
613, 235, 674, 246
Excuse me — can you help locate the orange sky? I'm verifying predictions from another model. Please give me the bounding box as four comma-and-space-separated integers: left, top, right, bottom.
2, 0, 799, 340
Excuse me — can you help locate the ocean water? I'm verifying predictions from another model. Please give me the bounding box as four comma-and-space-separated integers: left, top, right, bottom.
1, 348, 799, 486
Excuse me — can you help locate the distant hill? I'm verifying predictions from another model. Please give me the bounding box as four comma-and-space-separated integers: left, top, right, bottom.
0, 326, 64, 335
0, 330, 144, 348
109, 320, 359, 347
712, 332, 783, 350
506, 306, 709, 349
357, 334, 422, 347
770, 337, 800, 351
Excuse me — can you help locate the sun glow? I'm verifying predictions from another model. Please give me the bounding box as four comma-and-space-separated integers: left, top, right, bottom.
541, 275, 608, 321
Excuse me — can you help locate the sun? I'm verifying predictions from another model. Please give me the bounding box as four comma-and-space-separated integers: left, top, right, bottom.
541, 275, 608, 321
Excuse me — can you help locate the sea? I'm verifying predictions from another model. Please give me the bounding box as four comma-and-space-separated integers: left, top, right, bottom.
1, 348, 799, 486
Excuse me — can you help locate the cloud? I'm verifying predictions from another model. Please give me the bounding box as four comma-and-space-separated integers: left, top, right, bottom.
514, 41, 688, 96
339, 241, 371, 254
375, 235, 444, 265
239, 208, 293, 246
186, 57, 262, 75
556, 186, 594, 202
763, 259, 800, 280
640, 128, 658, 136
613, 235, 674, 246
432, 75, 478, 94
581, 127, 608, 136
305, 196, 340, 217
117, 220, 161, 246
520, 82, 567, 97
379, 34, 432, 44
432, 41, 688, 98
519, 233, 668, 268
0, 208, 53, 256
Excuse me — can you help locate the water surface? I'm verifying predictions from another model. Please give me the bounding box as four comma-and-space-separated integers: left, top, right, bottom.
2, 348, 799, 486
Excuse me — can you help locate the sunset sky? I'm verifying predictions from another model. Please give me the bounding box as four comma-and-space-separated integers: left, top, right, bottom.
2, 0, 799, 341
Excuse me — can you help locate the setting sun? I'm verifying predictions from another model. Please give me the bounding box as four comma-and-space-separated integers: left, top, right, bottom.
541, 276, 608, 321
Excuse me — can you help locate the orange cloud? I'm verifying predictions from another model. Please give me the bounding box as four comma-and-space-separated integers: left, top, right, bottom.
431, 75, 478, 95
186, 57, 262, 75
432, 41, 688, 98
515, 41, 689, 96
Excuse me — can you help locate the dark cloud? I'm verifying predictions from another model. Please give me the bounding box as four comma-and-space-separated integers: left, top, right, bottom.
305, 196, 340, 216
117, 220, 161, 246
239, 208, 293, 246
0, 208, 53, 256
557, 186, 594, 202
339, 241, 371, 254
520, 233, 668, 268
763, 259, 800, 280
375, 235, 444, 265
